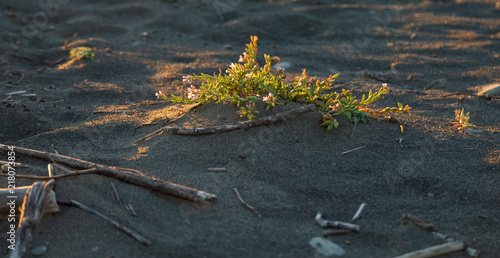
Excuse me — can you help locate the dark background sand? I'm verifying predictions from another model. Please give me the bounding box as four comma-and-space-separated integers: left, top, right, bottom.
0, 0, 499, 257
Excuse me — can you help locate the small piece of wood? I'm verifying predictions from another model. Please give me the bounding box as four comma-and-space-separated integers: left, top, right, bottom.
351, 203, 366, 223
10, 180, 55, 258
394, 241, 466, 258
424, 80, 440, 91
432, 232, 479, 257
135, 104, 317, 142
234, 188, 261, 218
58, 200, 152, 246
315, 212, 360, 232
0, 144, 217, 203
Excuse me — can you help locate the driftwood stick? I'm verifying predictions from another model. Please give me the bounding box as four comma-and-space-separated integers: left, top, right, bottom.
315, 212, 360, 232
432, 232, 479, 257
10, 180, 55, 258
0, 186, 59, 220
234, 188, 261, 218
135, 104, 317, 142
394, 241, 466, 258
58, 200, 152, 246
0, 144, 217, 202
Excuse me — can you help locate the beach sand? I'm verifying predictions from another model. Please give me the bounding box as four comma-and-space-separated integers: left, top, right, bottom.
1, 0, 499, 257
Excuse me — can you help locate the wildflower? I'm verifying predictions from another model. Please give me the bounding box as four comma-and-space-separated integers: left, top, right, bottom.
245, 73, 252, 79
382, 83, 390, 91
276, 67, 285, 73
239, 53, 247, 63
155, 91, 166, 98
187, 85, 199, 100
329, 103, 340, 110
182, 75, 193, 84
225, 69, 231, 74
263, 93, 274, 102
230, 63, 237, 70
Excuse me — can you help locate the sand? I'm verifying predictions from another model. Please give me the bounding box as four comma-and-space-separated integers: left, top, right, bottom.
0, 0, 499, 257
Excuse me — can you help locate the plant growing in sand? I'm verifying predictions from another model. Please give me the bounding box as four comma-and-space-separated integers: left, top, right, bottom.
156, 36, 410, 132
451, 108, 477, 131
69, 47, 95, 60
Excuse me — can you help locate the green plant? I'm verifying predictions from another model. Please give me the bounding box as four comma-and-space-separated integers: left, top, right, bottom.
452, 108, 477, 131
70, 47, 95, 60
156, 36, 410, 131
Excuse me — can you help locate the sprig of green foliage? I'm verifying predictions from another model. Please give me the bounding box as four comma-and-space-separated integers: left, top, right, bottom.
70, 47, 95, 60
156, 36, 410, 131
452, 108, 477, 131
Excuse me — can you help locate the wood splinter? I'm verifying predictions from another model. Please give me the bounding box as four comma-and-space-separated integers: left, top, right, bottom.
315, 212, 360, 232
351, 203, 366, 223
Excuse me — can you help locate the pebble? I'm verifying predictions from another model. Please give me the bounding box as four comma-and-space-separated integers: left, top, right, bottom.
273, 61, 291, 69
31, 246, 48, 256
465, 129, 483, 134
309, 237, 345, 256
222, 44, 232, 49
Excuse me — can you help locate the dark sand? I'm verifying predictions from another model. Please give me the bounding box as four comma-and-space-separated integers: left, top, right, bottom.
1, 0, 499, 257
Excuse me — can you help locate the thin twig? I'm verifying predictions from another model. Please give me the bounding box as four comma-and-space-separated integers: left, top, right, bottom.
57, 200, 152, 246
111, 182, 137, 217
234, 188, 261, 218
424, 80, 440, 90
51, 144, 59, 154
135, 104, 316, 143
351, 203, 366, 223
341, 146, 366, 155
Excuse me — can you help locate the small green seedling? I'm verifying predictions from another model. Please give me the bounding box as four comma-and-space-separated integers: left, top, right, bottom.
157, 36, 410, 131
452, 108, 477, 131
70, 47, 95, 60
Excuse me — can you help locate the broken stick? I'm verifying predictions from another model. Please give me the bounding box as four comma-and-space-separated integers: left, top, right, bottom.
315, 212, 360, 232
394, 241, 466, 258
135, 104, 317, 142
0, 144, 217, 203
10, 180, 55, 258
